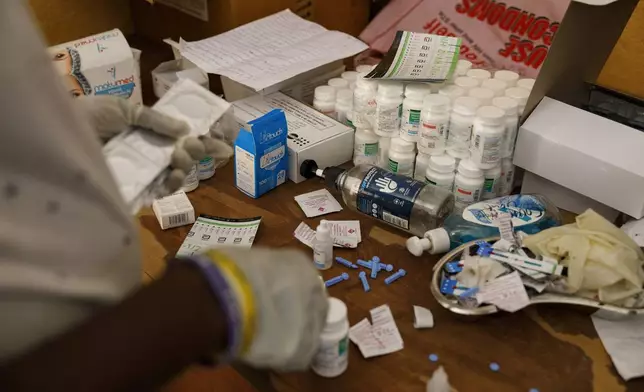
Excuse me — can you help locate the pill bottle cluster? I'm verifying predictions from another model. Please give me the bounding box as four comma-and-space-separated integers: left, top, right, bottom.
311, 60, 535, 211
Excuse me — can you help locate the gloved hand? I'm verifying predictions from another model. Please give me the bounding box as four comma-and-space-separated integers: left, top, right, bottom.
79, 95, 233, 191
194, 248, 329, 371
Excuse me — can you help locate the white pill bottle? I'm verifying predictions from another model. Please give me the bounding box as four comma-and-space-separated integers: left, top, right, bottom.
470, 106, 505, 170
492, 96, 519, 158
335, 89, 354, 125
312, 297, 349, 378
352, 73, 378, 129
401, 83, 431, 142
197, 156, 215, 180
388, 137, 416, 177
374, 82, 404, 137
425, 154, 456, 191
419, 94, 450, 155
446, 96, 481, 155
453, 159, 484, 210
353, 127, 380, 166
182, 164, 199, 192
482, 164, 501, 200
313, 86, 337, 119
414, 152, 432, 181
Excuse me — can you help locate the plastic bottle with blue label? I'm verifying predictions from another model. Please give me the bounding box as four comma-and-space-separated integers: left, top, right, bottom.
406, 194, 561, 256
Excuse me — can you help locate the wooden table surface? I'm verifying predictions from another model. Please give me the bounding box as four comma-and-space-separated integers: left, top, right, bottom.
137, 164, 644, 392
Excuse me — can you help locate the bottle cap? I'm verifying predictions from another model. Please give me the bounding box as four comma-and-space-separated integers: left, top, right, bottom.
425, 228, 451, 254
314, 85, 336, 101
390, 137, 416, 153
452, 96, 481, 116
468, 88, 495, 105
341, 71, 359, 82
475, 106, 505, 125
316, 223, 331, 241
438, 85, 465, 100
481, 79, 508, 96
355, 72, 377, 91
494, 70, 520, 86
517, 78, 536, 90
422, 94, 450, 111
377, 82, 404, 97
324, 298, 348, 332
405, 83, 432, 99
458, 159, 484, 178
336, 89, 353, 105
454, 76, 480, 90
328, 78, 349, 90
466, 69, 492, 81
492, 96, 518, 116
428, 154, 456, 173
406, 236, 431, 256
356, 64, 375, 73
455, 59, 473, 76
505, 87, 530, 106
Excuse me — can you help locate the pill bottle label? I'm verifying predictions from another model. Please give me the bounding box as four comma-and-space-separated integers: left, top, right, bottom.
401, 108, 421, 137
454, 185, 481, 208
356, 167, 426, 230
354, 142, 379, 165
427, 178, 454, 191
449, 122, 473, 141
420, 121, 448, 151
472, 134, 502, 165
311, 335, 349, 377
313, 249, 327, 269
483, 177, 496, 193
462, 195, 546, 227
388, 158, 413, 177
376, 104, 402, 136
353, 96, 377, 128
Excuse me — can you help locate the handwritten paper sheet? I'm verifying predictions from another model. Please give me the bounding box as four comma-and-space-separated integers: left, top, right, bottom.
179, 10, 367, 91
349, 305, 404, 358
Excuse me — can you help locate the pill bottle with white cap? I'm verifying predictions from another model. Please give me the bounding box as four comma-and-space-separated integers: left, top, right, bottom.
498, 157, 515, 196
377, 136, 392, 169
419, 94, 450, 155
375, 82, 404, 137
311, 297, 349, 378
353, 73, 378, 128
492, 96, 519, 158
467, 87, 495, 106
454, 59, 473, 77
314, 86, 337, 118
454, 76, 480, 93
481, 79, 507, 97
517, 78, 535, 91
447, 148, 469, 169
353, 127, 379, 166
388, 137, 416, 177
447, 96, 481, 155
438, 85, 465, 104
466, 69, 491, 82
482, 164, 501, 200
505, 87, 530, 115
453, 159, 484, 210
341, 71, 358, 90
414, 152, 432, 181
328, 78, 349, 91
425, 154, 456, 191
470, 106, 505, 170
401, 83, 432, 142
494, 70, 519, 87
182, 164, 199, 192
335, 89, 354, 125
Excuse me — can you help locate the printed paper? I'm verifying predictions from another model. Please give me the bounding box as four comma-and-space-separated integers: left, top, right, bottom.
349, 305, 404, 358
294, 189, 343, 218
476, 271, 530, 312
176, 215, 261, 257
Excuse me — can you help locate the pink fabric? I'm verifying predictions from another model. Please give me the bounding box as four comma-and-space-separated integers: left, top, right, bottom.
360, 0, 571, 78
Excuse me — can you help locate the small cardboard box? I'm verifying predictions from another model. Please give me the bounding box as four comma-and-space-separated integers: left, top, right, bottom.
232, 92, 355, 183
48, 29, 142, 105
234, 109, 289, 198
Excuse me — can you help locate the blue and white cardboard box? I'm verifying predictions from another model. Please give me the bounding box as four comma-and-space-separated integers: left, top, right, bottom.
234, 109, 288, 198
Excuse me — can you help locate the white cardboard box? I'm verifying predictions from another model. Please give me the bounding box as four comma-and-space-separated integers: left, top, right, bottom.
152, 191, 196, 230
514, 97, 644, 218
233, 92, 354, 183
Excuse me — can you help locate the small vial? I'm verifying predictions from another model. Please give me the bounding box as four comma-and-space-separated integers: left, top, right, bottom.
447, 96, 481, 155
388, 138, 416, 177
419, 94, 451, 155
494, 70, 520, 87
311, 297, 349, 378
328, 78, 349, 92
352, 73, 378, 129
335, 89, 353, 125
181, 164, 199, 192
517, 78, 536, 91
377, 136, 392, 169
454, 59, 472, 77
425, 154, 456, 191
453, 76, 480, 93
468, 87, 495, 106
374, 82, 404, 137
314, 86, 337, 118
438, 85, 465, 105
197, 156, 215, 180
470, 106, 505, 169
353, 127, 380, 166
313, 223, 333, 270
401, 83, 432, 142
414, 152, 432, 181
505, 87, 530, 115
498, 157, 515, 196
482, 164, 501, 200
453, 159, 484, 210
481, 79, 508, 97
466, 69, 492, 82
492, 96, 519, 158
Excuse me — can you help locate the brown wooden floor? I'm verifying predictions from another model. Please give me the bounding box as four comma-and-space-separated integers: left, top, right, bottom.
162, 366, 257, 392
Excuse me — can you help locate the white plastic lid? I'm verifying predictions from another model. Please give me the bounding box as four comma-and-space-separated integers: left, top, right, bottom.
390, 137, 416, 153
481, 79, 508, 96
356, 64, 375, 73
324, 298, 348, 332
458, 159, 484, 178
314, 85, 336, 101
341, 71, 359, 82
316, 223, 331, 241
466, 69, 492, 81
447, 148, 470, 160
455, 59, 473, 76
405, 83, 432, 99
336, 89, 353, 105
438, 85, 465, 100
454, 76, 480, 90
422, 94, 450, 111
505, 87, 530, 105
452, 96, 481, 116
328, 78, 349, 90
426, 228, 451, 254
475, 106, 505, 125
517, 78, 536, 90
355, 72, 378, 91
428, 154, 456, 173
406, 236, 431, 256
468, 87, 495, 105
492, 96, 518, 116
377, 82, 404, 97
494, 70, 520, 86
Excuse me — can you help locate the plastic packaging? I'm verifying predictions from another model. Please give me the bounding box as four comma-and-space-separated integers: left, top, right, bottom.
313, 223, 333, 270
377, 136, 392, 169
481, 79, 507, 97
314, 86, 337, 118
505, 87, 530, 114
388, 137, 416, 177
197, 156, 215, 180
374, 82, 404, 137
453, 159, 484, 210
446, 96, 481, 155
469, 106, 505, 169
425, 155, 456, 191
419, 95, 451, 155
482, 164, 501, 200
353, 73, 378, 128
492, 96, 519, 158
353, 127, 380, 166
328, 77, 349, 92
414, 152, 432, 181
438, 85, 465, 104
311, 297, 349, 378
466, 69, 492, 82
401, 83, 432, 142
335, 89, 354, 125
467, 87, 495, 106
454, 76, 480, 93
517, 78, 535, 91
300, 160, 454, 236
494, 70, 519, 87
406, 194, 561, 255
498, 157, 515, 196
181, 164, 199, 192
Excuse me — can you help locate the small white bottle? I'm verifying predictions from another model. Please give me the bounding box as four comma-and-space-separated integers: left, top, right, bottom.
481, 79, 507, 97
414, 152, 432, 181
401, 83, 432, 142
197, 156, 215, 180
377, 136, 392, 169
453, 159, 484, 210
482, 164, 501, 200
353, 127, 380, 166
311, 297, 349, 378
314, 86, 337, 118
492, 96, 519, 158
447, 148, 470, 169
467, 87, 495, 106
453, 76, 480, 93
505, 87, 530, 115
466, 69, 492, 82
425, 155, 456, 191
470, 106, 505, 169
498, 157, 515, 196
374, 82, 404, 137
328, 78, 349, 92
313, 223, 333, 270
494, 70, 520, 87
388, 137, 416, 176
455, 59, 473, 77
438, 85, 465, 104
182, 164, 199, 192
419, 94, 451, 155
353, 73, 378, 129
517, 78, 536, 91
341, 71, 359, 89
335, 89, 354, 125
446, 96, 481, 155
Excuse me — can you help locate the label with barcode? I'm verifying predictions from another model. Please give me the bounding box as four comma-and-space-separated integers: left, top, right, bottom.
169, 213, 190, 227
383, 210, 409, 229
472, 133, 502, 165
497, 212, 516, 245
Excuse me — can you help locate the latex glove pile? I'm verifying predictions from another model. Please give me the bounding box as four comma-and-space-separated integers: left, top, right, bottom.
80, 95, 233, 191
199, 248, 328, 370
523, 209, 644, 306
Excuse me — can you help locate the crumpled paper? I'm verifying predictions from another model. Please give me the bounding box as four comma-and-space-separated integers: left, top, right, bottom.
455, 252, 508, 289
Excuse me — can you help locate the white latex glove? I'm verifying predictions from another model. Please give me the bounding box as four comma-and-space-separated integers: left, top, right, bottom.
201, 248, 329, 371
79, 95, 233, 190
